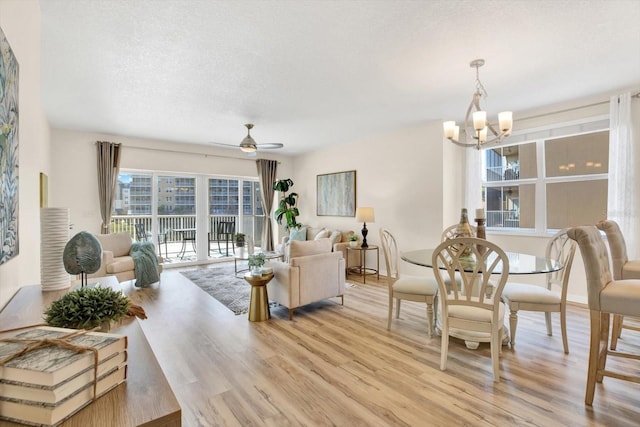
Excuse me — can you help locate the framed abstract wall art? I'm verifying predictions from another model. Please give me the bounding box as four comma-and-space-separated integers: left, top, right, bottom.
0, 25, 19, 265
317, 170, 356, 216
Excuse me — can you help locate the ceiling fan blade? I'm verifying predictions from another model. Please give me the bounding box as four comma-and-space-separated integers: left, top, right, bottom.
209, 142, 238, 149
256, 143, 284, 149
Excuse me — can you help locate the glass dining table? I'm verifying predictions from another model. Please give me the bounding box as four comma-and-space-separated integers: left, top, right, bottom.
401, 249, 563, 349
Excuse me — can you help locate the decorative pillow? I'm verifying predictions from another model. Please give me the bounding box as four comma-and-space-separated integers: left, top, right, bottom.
289, 238, 332, 258
314, 229, 330, 240
289, 227, 307, 242
328, 230, 342, 246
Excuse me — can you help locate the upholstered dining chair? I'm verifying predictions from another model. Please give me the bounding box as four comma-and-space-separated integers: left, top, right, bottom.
567, 226, 640, 405
596, 219, 640, 350
432, 237, 509, 381
379, 228, 438, 337
501, 229, 577, 353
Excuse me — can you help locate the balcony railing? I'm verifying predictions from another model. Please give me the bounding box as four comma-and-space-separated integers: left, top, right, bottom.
487, 210, 520, 228
110, 214, 242, 261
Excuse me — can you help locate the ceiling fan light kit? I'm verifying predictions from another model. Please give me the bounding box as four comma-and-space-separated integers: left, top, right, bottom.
212, 123, 284, 154
239, 124, 257, 153
443, 59, 513, 150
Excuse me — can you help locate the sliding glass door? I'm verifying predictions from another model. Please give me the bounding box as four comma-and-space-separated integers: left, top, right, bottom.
112, 171, 261, 264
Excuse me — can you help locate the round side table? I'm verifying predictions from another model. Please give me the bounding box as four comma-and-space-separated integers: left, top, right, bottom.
243, 271, 274, 322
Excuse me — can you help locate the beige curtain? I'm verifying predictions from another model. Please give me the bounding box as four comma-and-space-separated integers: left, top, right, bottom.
256, 159, 278, 251
96, 141, 121, 234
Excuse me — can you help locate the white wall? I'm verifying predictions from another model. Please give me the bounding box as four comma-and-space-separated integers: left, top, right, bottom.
50, 127, 293, 240
291, 120, 456, 277
0, 0, 51, 309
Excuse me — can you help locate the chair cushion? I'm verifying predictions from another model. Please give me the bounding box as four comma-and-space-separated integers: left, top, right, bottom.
105, 256, 135, 274
600, 279, 640, 316
448, 300, 505, 326
289, 238, 332, 258
623, 260, 640, 279
393, 276, 438, 296
306, 226, 325, 240
289, 227, 307, 242
502, 282, 561, 304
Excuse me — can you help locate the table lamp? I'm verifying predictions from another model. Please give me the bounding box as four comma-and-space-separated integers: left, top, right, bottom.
355, 207, 375, 248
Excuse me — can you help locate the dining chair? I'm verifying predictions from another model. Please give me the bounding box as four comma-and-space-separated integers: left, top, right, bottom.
432, 237, 509, 381
501, 229, 577, 353
441, 223, 477, 241
596, 219, 640, 350
567, 226, 640, 405
379, 228, 438, 337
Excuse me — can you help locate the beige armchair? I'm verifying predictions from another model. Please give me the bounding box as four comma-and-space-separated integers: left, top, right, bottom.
267, 238, 346, 320
88, 232, 162, 282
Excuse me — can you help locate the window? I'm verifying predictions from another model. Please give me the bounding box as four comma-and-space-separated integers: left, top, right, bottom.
481, 123, 609, 233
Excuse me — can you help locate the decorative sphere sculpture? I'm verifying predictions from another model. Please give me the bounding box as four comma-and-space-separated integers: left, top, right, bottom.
63, 231, 102, 276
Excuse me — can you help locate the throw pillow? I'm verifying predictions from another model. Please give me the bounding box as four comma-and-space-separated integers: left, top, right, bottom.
289, 227, 307, 242
328, 230, 342, 246
314, 229, 330, 240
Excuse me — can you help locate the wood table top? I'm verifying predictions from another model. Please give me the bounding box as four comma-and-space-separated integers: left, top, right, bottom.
0, 280, 181, 427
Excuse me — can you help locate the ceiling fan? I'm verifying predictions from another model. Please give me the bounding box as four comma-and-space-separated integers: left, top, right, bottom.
211, 124, 284, 154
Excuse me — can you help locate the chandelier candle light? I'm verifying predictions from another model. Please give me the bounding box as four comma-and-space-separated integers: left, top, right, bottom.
356, 207, 375, 248
443, 59, 513, 150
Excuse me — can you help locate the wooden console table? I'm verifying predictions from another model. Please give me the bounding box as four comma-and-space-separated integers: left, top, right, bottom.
0, 282, 182, 427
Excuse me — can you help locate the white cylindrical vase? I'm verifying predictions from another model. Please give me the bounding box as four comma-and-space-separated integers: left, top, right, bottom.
40, 207, 71, 291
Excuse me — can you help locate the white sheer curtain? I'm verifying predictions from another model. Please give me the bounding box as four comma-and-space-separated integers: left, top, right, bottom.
608, 93, 636, 258
465, 147, 483, 214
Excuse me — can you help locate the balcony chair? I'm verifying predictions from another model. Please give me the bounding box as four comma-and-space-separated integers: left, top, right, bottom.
134, 223, 151, 241
596, 219, 640, 350
208, 218, 236, 257
567, 226, 640, 405
432, 237, 509, 382
379, 228, 438, 337
501, 229, 577, 353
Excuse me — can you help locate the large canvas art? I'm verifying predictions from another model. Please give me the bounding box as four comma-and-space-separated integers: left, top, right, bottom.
317, 170, 356, 216
0, 26, 19, 265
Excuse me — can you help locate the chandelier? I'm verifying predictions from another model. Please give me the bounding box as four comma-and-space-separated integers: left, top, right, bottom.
443, 59, 513, 150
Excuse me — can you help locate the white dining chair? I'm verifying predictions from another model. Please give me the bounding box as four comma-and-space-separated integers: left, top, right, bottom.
432, 237, 510, 381
501, 229, 577, 353
379, 228, 438, 337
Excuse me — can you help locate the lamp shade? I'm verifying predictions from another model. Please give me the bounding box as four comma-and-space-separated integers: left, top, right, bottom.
356, 207, 375, 223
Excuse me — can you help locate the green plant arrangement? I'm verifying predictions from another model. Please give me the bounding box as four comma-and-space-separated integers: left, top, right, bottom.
273, 178, 300, 230
43, 286, 131, 330
247, 253, 266, 268
348, 234, 359, 242
235, 233, 246, 247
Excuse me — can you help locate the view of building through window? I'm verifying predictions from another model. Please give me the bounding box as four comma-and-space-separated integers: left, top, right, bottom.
112, 172, 263, 262
481, 128, 608, 232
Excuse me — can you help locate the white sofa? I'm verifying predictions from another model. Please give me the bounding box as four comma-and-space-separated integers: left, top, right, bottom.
279, 225, 359, 267
267, 238, 346, 319
88, 232, 162, 282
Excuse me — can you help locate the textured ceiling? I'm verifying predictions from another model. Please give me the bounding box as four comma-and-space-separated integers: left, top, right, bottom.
40, 0, 640, 156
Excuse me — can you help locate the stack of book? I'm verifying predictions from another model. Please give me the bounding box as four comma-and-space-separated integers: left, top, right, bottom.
0, 326, 127, 426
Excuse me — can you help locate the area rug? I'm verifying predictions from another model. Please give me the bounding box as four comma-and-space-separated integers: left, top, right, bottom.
179, 264, 278, 315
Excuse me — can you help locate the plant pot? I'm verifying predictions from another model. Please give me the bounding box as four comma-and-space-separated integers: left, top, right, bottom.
250, 266, 263, 276
349, 241, 358, 248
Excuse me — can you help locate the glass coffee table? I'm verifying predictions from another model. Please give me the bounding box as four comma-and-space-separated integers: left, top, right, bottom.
234, 250, 283, 276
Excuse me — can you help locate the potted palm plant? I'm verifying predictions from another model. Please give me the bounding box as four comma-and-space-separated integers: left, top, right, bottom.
273, 178, 300, 230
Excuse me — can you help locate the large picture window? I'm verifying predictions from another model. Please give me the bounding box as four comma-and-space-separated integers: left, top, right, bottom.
481, 124, 609, 233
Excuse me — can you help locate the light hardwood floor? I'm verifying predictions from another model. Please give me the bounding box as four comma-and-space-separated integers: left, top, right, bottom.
123, 266, 640, 427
